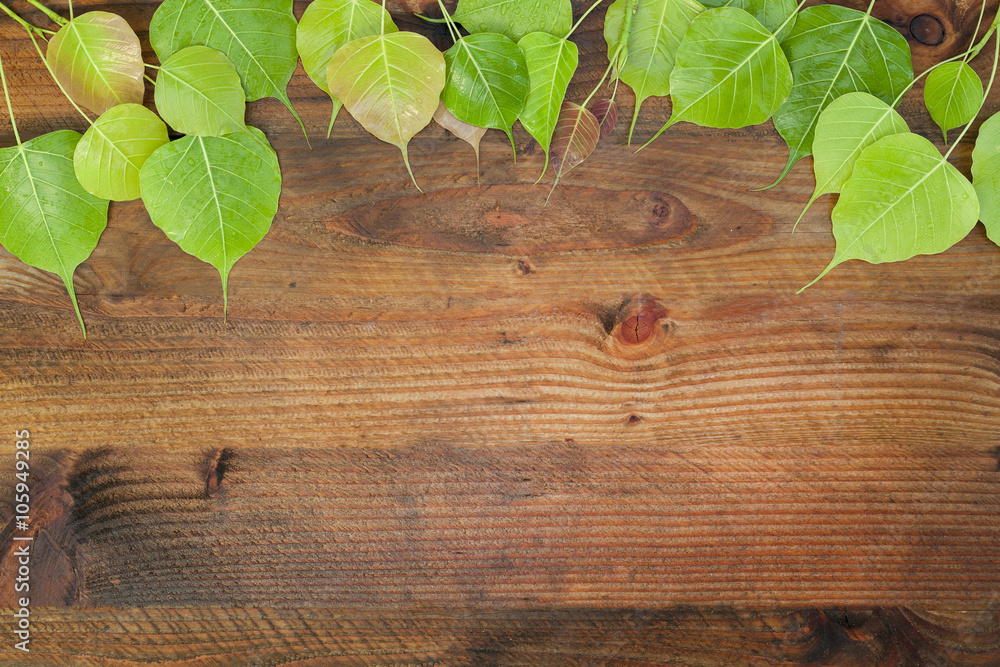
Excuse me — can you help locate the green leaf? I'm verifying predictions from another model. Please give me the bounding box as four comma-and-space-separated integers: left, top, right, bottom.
46, 12, 145, 115
614, 0, 704, 142
327, 32, 445, 191
449, 0, 572, 41
802, 132, 978, 289
924, 61, 983, 144
518, 31, 578, 179
296, 0, 396, 138
73, 103, 169, 201
701, 0, 795, 41
0, 130, 110, 335
603, 0, 634, 81
149, 0, 306, 137
547, 101, 599, 203
650, 8, 792, 140
593, 99, 619, 140
971, 110, 1000, 247
795, 92, 909, 229
433, 101, 486, 182
138, 127, 281, 315
442, 32, 530, 156
767, 4, 913, 188
154, 46, 247, 137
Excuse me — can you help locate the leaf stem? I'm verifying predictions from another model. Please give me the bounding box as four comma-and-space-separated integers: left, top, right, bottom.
23, 0, 65, 26
435, 0, 461, 44
946, 27, 999, 159
0, 2, 55, 37
565, 0, 604, 40
24, 27, 92, 124
963, 0, 989, 63
0, 52, 22, 145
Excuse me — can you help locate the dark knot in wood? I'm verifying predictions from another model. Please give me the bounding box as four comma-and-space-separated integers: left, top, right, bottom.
910, 14, 945, 46
615, 294, 667, 345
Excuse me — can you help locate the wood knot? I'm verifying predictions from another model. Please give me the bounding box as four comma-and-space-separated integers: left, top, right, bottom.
910, 14, 945, 46
614, 294, 667, 345
205, 448, 235, 498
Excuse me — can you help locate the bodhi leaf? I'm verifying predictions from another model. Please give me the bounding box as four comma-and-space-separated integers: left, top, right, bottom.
149, 0, 306, 138
647, 8, 792, 142
73, 103, 169, 201
613, 0, 704, 142
700, 0, 796, 41
518, 31, 578, 179
593, 99, 618, 140
138, 126, 281, 315
924, 61, 983, 144
794, 92, 908, 228
327, 32, 445, 191
442, 32, 530, 156
155, 46, 246, 137
0, 130, 109, 335
603, 0, 635, 80
445, 0, 572, 41
971, 111, 1000, 247
802, 132, 978, 290
546, 101, 599, 203
433, 102, 486, 183
766, 4, 913, 188
46, 12, 145, 115
296, 0, 396, 138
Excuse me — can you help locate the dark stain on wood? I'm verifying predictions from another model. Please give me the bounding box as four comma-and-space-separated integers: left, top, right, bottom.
205, 447, 235, 498
326, 185, 696, 255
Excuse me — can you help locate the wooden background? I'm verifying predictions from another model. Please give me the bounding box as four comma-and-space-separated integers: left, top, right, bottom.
2, 0, 999, 663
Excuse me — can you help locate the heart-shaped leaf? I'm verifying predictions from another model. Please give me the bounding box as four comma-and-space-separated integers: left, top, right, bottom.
433, 102, 486, 183
149, 0, 306, 137
443, 32, 531, 156
795, 92, 908, 228
547, 101, 599, 203
701, 0, 796, 41
138, 127, 282, 314
296, 0, 396, 138
611, 0, 704, 142
649, 7, 792, 141
327, 32, 445, 191
766, 4, 913, 188
154, 45, 246, 137
518, 31, 578, 179
971, 110, 1000, 247
448, 0, 572, 41
46, 11, 145, 115
802, 132, 978, 289
73, 103, 169, 201
592, 99, 618, 140
0, 130, 110, 335
925, 61, 983, 144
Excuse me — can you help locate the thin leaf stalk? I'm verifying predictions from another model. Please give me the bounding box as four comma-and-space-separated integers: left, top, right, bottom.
0, 51, 22, 145
946, 27, 1000, 159
434, 0, 461, 44
23, 27, 92, 124
0, 2, 55, 36
565, 0, 605, 40
23, 0, 65, 26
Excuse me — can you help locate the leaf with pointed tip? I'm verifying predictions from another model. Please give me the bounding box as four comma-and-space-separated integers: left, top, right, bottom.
442, 32, 530, 156
547, 101, 599, 203
149, 0, 306, 138
73, 103, 169, 201
46, 12, 145, 115
518, 31, 578, 179
649, 8, 791, 142
449, 0, 572, 41
925, 61, 983, 144
700, 0, 795, 41
297, 0, 396, 138
0, 130, 110, 335
138, 127, 281, 315
615, 0, 704, 142
802, 132, 978, 290
766, 4, 913, 188
795, 92, 908, 228
155, 46, 246, 137
434, 101, 486, 182
327, 32, 445, 191
971, 111, 1000, 247
592, 99, 618, 140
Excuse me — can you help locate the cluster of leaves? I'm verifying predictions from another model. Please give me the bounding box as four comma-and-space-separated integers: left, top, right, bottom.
2, 0, 1000, 337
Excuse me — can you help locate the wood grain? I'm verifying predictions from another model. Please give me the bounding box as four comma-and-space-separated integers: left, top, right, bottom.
1, 0, 999, 662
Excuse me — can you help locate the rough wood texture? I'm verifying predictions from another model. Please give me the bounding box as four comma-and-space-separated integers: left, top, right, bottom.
2, 0, 1000, 663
